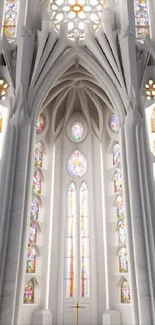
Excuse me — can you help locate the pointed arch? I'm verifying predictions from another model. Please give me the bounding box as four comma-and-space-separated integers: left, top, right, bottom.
79, 181, 89, 298
121, 280, 131, 303
66, 182, 76, 298
23, 279, 35, 304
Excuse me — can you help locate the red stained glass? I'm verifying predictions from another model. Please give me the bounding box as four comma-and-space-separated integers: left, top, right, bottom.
2, 0, 19, 38
24, 279, 34, 304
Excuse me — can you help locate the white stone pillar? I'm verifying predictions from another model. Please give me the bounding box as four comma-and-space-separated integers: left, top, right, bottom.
0, 110, 32, 325
120, 111, 155, 325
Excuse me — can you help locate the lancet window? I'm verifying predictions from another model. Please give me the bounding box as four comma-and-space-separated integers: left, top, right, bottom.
108, 113, 131, 304
23, 113, 47, 304
65, 116, 89, 300
65, 181, 89, 298
134, 0, 150, 39
1, 0, 20, 38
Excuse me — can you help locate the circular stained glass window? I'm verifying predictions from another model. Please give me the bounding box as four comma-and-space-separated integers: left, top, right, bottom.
48, 0, 103, 40
71, 121, 84, 141
110, 114, 119, 133
67, 150, 87, 177
36, 114, 46, 134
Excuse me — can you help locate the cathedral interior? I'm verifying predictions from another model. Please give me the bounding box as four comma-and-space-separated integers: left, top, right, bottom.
0, 0, 155, 325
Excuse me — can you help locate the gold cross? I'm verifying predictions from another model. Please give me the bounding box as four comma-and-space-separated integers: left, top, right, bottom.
71, 301, 85, 325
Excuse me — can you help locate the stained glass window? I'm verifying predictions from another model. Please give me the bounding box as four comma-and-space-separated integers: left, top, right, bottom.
113, 143, 120, 166
117, 220, 126, 245
28, 222, 37, 245
80, 182, 89, 297
0, 113, 3, 133
110, 114, 119, 133
114, 169, 122, 194
32, 170, 41, 195
121, 280, 130, 303
31, 196, 40, 220
24, 279, 34, 304
48, 0, 103, 40
134, 0, 150, 39
1, 0, 19, 38
26, 247, 36, 273
67, 150, 87, 178
66, 182, 76, 298
119, 248, 128, 273
116, 195, 124, 220
71, 121, 84, 141
150, 107, 155, 132
35, 142, 44, 167
36, 114, 46, 134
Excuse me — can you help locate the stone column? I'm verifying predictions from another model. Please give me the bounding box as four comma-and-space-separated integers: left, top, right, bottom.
0, 108, 33, 325
120, 111, 155, 325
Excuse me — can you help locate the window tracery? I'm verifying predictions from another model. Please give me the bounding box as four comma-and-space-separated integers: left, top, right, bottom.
48, 0, 103, 40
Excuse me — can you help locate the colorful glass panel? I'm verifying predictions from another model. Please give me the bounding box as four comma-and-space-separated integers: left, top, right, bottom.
71, 121, 84, 141
28, 222, 37, 245
32, 170, 41, 195
31, 196, 40, 220
80, 182, 89, 297
48, 0, 103, 40
2, 0, 19, 38
0, 113, 3, 133
119, 248, 128, 273
110, 114, 119, 133
67, 150, 87, 178
114, 169, 122, 193
118, 220, 126, 245
150, 107, 155, 132
134, 0, 150, 39
116, 195, 124, 219
66, 182, 76, 298
36, 114, 46, 134
35, 142, 43, 167
26, 246, 36, 273
121, 280, 130, 303
113, 143, 121, 166
24, 279, 34, 304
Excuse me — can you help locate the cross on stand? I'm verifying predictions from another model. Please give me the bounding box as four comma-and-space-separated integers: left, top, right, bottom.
71, 301, 85, 325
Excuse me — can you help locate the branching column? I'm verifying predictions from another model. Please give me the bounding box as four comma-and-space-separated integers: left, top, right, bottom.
120, 111, 155, 325
0, 110, 33, 325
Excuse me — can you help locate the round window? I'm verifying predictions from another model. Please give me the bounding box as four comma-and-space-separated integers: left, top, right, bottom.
71, 121, 84, 141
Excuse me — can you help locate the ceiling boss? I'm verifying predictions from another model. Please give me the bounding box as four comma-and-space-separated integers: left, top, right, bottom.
48, 0, 105, 40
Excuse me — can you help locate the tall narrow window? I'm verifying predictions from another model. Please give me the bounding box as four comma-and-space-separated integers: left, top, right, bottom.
121, 280, 131, 303
80, 182, 89, 298
134, 0, 150, 39
1, 0, 20, 38
66, 182, 76, 298
24, 279, 34, 304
